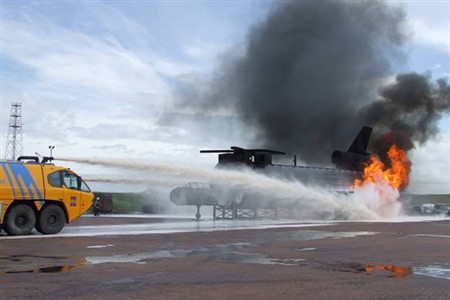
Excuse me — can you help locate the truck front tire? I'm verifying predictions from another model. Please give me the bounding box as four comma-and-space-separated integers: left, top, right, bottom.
5, 204, 36, 236
37, 204, 66, 234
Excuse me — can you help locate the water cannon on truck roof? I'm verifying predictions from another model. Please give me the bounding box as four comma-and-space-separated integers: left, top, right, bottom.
0, 155, 94, 235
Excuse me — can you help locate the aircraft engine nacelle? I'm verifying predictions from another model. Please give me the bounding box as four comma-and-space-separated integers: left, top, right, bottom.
331, 150, 371, 171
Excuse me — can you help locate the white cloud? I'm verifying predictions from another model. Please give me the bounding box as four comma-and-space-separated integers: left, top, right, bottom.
1, 5, 200, 159
3, 18, 168, 95
1, 2, 264, 162
181, 38, 229, 71
409, 18, 450, 53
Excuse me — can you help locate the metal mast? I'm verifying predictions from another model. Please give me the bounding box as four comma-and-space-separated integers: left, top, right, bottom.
4, 102, 23, 160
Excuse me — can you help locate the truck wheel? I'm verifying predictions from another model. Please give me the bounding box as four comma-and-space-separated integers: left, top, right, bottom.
37, 204, 66, 234
5, 204, 36, 236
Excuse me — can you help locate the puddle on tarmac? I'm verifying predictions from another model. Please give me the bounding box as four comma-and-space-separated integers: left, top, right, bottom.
86, 244, 115, 249
296, 247, 317, 252
3, 244, 300, 274
5, 265, 76, 274
86, 243, 305, 266
324, 262, 412, 278
84, 230, 375, 266
0, 256, 88, 275
209, 252, 304, 266
407, 234, 450, 239
413, 266, 450, 280
352, 263, 412, 278
4, 251, 450, 280
1, 254, 69, 261
254, 230, 377, 243
343, 263, 450, 280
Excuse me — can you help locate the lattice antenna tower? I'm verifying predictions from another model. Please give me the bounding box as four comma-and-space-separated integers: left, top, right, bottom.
4, 102, 23, 160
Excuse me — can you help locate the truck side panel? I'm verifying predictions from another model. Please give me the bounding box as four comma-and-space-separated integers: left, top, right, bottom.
0, 162, 44, 201
1, 162, 46, 223
0, 162, 15, 201
0, 162, 15, 222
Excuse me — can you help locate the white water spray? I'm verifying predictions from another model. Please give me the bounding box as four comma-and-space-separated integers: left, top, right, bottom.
59, 157, 401, 220
354, 182, 402, 219
84, 177, 186, 188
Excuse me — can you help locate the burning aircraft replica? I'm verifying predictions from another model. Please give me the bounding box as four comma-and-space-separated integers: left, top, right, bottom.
170, 126, 393, 220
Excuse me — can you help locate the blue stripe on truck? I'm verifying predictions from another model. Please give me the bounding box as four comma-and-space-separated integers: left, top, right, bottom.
0, 162, 43, 200
1, 162, 17, 198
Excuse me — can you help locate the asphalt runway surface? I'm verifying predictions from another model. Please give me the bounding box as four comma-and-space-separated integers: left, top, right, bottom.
1, 215, 449, 299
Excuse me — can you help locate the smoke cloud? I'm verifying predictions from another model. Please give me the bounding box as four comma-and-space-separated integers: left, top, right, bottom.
173, 1, 449, 166
362, 73, 450, 163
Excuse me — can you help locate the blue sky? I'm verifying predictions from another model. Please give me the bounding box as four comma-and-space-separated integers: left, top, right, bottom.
1, 0, 449, 193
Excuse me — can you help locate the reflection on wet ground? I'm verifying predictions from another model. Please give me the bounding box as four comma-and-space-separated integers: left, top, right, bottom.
0, 230, 379, 274
254, 230, 376, 243
85, 230, 376, 266
324, 262, 412, 278
353, 264, 412, 278
407, 234, 450, 239
216, 253, 305, 266
0, 245, 305, 274
0, 256, 88, 274
296, 247, 317, 251
5, 265, 76, 274
325, 262, 450, 280
1, 255, 69, 260
86, 243, 305, 266
413, 266, 450, 280
3, 251, 449, 281
2, 229, 449, 281
86, 244, 115, 249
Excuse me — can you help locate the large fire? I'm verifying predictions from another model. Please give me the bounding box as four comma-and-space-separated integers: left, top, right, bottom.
355, 144, 410, 190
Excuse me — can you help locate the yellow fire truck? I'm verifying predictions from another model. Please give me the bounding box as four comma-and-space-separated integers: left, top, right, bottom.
0, 156, 94, 235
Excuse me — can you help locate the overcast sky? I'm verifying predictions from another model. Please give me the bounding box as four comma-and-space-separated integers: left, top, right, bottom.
1, 1, 449, 194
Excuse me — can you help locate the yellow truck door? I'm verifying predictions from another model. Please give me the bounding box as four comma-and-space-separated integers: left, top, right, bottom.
42, 165, 64, 207
62, 171, 82, 222
78, 179, 93, 217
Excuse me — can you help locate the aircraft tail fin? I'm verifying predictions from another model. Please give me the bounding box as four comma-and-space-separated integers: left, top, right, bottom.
347, 126, 372, 154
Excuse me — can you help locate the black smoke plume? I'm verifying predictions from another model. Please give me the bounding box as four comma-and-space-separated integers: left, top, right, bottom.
363, 73, 450, 163
173, 1, 449, 167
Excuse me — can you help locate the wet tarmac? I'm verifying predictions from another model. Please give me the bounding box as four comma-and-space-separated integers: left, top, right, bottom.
1, 215, 449, 299
1, 216, 334, 239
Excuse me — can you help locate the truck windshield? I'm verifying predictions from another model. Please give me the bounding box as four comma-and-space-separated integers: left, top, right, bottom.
80, 179, 91, 192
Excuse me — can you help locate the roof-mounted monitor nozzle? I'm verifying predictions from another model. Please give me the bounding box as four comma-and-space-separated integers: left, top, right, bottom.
41, 156, 54, 164
16, 156, 54, 164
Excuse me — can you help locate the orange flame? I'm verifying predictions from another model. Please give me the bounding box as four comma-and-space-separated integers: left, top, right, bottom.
355, 144, 409, 190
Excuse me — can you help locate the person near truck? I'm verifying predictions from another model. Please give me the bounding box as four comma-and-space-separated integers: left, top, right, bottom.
93, 197, 102, 216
